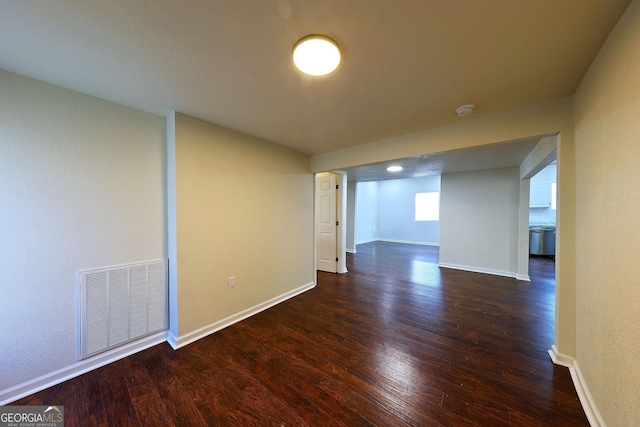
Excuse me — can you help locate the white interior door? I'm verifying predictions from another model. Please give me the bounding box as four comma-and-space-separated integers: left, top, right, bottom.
316, 173, 337, 273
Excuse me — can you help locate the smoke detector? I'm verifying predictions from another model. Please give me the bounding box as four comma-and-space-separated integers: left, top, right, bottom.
455, 104, 475, 117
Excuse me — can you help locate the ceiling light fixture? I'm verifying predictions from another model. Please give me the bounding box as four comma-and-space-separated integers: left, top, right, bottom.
292, 35, 341, 76
455, 104, 475, 117
387, 165, 403, 172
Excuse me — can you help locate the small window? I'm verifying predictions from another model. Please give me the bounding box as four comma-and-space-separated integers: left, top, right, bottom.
415, 192, 439, 221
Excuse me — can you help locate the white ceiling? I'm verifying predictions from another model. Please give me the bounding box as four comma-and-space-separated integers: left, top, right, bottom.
0, 0, 630, 158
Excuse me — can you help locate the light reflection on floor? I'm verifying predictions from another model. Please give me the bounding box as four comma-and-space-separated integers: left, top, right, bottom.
374, 341, 421, 393
410, 259, 442, 286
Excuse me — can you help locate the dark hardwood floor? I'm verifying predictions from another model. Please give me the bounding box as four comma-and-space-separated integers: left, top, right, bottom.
12, 242, 587, 426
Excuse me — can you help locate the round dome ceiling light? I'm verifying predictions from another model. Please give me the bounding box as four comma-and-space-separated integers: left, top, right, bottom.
387, 165, 403, 172
455, 104, 475, 117
292, 35, 341, 77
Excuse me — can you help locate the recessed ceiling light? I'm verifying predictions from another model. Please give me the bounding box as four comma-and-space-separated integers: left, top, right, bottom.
292, 35, 341, 77
387, 166, 403, 172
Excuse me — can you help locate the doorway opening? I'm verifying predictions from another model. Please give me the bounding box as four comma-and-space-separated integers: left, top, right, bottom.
348, 176, 441, 264
528, 161, 557, 285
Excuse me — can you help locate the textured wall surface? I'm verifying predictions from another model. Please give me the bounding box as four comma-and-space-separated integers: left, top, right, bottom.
440, 168, 520, 276
0, 70, 166, 391
573, 0, 640, 424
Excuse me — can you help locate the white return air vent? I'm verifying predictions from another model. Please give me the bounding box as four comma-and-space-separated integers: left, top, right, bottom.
78, 260, 167, 360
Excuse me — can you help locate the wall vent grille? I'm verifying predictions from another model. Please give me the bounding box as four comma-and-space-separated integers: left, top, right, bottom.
78, 260, 167, 360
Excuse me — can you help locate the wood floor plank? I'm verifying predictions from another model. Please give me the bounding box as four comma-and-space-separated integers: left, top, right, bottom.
140, 346, 209, 427
72, 370, 108, 427
98, 363, 140, 426
128, 381, 177, 427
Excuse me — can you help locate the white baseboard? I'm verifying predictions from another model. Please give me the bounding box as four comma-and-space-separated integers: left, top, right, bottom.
547, 344, 574, 368
570, 361, 606, 427
355, 239, 377, 245
438, 262, 517, 279
0, 331, 168, 405
516, 274, 531, 282
346, 248, 356, 254
376, 238, 439, 247
548, 345, 605, 426
355, 239, 439, 247
168, 281, 316, 350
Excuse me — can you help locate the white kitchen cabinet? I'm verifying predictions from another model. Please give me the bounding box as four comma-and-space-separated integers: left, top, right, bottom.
530, 182, 552, 208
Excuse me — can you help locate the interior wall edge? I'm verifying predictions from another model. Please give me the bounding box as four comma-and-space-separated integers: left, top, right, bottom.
166, 110, 179, 338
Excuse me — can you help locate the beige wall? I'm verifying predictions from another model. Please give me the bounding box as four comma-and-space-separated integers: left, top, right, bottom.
169, 113, 314, 340
574, 0, 640, 424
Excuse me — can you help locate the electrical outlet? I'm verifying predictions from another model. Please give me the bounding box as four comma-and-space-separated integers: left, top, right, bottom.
228, 276, 236, 288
